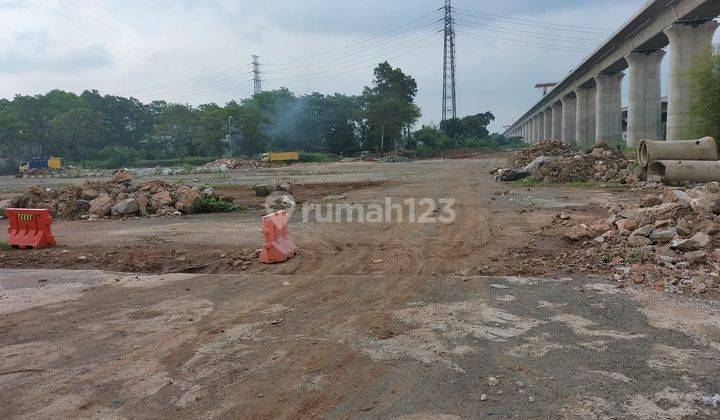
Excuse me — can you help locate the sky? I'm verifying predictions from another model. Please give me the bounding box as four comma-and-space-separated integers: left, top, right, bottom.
0, 0, 718, 132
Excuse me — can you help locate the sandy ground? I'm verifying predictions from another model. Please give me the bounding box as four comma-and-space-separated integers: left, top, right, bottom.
1, 157, 719, 418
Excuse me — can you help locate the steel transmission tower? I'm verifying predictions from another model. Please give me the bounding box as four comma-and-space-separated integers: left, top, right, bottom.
442, 0, 457, 121
252, 55, 262, 94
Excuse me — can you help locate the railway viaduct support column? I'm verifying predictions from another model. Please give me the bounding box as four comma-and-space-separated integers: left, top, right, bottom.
625, 50, 665, 147
664, 20, 719, 140
595, 73, 625, 145
543, 108, 552, 140
551, 102, 562, 140
575, 86, 596, 146
561, 96, 576, 143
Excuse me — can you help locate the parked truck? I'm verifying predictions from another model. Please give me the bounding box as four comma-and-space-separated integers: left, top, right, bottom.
260, 152, 299, 163
18, 156, 62, 175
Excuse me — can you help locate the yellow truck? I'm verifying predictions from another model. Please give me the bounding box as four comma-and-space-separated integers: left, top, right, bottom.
260, 152, 299, 163
19, 156, 62, 174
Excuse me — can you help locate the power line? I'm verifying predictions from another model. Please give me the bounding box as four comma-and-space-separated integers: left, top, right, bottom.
262, 18, 440, 74
453, 6, 611, 34
113, 65, 253, 97
455, 29, 592, 53
263, 34, 441, 85
262, 29, 440, 78
454, 17, 604, 43
263, 10, 442, 66
442, 0, 457, 121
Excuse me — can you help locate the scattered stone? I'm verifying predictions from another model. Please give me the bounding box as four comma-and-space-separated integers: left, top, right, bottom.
670, 232, 711, 252
684, 250, 707, 263
111, 198, 140, 217
649, 227, 677, 244
112, 169, 132, 184
89, 195, 114, 218
175, 189, 202, 214
486, 377, 500, 387
628, 235, 652, 248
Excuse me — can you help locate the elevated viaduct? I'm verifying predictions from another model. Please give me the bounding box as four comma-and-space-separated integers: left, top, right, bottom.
503, 0, 720, 147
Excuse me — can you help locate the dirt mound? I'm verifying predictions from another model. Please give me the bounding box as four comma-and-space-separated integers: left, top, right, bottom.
533, 145, 636, 183
499, 141, 638, 184
507, 140, 574, 168
560, 182, 720, 295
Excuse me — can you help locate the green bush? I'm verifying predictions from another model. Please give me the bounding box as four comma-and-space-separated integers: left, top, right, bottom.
299, 152, 337, 163
197, 198, 242, 213
0, 241, 9, 250
0, 158, 19, 175
690, 50, 720, 142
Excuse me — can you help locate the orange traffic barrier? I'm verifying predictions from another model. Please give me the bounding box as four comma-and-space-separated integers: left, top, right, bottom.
259, 210, 297, 264
6, 208, 56, 249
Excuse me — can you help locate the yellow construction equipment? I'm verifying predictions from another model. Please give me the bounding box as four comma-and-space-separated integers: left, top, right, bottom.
261, 152, 299, 163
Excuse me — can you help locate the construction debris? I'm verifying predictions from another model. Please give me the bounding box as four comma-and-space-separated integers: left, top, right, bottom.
198, 158, 274, 172
496, 141, 637, 184
375, 155, 414, 163
4, 176, 235, 220
562, 182, 720, 295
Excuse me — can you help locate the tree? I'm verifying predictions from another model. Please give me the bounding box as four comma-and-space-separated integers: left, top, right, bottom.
689, 50, 720, 141
440, 112, 495, 141
49, 107, 104, 163
152, 103, 197, 160
362, 62, 421, 153
226, 101, 270, 156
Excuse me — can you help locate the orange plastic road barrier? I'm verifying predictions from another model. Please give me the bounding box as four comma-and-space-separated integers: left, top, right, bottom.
259, 210, 297, 264
6, 208, 56, 249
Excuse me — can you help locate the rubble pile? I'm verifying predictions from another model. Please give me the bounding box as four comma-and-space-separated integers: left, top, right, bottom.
497, 141, 637, 184
198, 158, 273, 172
507, 140, 575, 168
376, 155, 414, 163
564, 182, 720, 295
1, 170, 232, 220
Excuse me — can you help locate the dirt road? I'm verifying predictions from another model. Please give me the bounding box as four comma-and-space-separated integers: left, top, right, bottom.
1, 157, 719, 418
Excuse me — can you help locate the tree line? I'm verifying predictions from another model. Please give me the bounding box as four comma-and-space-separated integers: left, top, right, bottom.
0, 61, 502, 170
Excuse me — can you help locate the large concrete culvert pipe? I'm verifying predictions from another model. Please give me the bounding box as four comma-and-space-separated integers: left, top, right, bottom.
638, 137, 718, 168
647, 160, 720, 184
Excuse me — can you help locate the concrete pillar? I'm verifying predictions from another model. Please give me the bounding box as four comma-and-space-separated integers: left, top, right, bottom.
625, 50, 665, 147
561, 96, 577, 143
537, 113, 545, 141
531, 117, 537, 143
551, 102, 562, 140
664, 20, 719, 140
595, 73, 624, 144
543, 108, 552, 140
575, 86, 596, 146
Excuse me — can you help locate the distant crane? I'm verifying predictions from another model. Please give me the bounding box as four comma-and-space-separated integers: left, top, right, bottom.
535, 82, 558, 96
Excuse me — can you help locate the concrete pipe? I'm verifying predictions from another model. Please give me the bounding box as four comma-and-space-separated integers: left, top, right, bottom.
647, 160, 720, 184
638, 137, 718, 168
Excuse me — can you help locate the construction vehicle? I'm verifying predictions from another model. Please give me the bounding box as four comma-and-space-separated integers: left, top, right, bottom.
19, 156, 62, 175
260, 152, 299, 163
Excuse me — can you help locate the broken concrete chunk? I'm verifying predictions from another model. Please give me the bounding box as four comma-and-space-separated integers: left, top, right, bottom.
111, 198, 140, 216
628, 235, 652, 248
89, 195, 114, 218
670, 232, 711, 252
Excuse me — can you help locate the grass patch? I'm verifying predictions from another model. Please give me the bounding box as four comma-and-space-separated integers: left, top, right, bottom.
299, 152, 338, 163
197, 198, 243, 213
512, 177, 627, 189
0, 241, 10, 250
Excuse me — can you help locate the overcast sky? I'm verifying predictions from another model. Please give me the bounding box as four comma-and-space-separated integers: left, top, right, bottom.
1, 0, 718, 132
